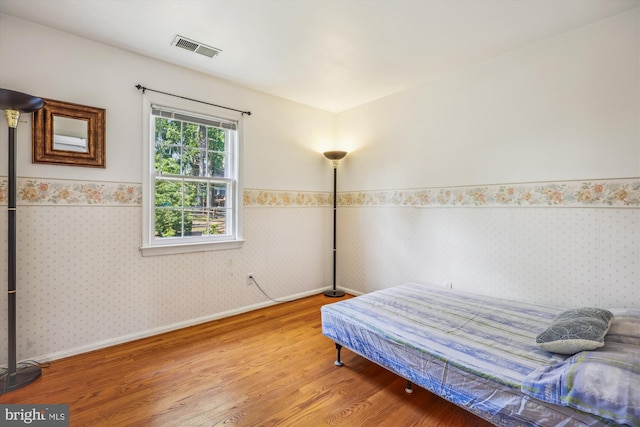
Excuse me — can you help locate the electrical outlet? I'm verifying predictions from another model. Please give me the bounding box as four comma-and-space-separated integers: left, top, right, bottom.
247, 273, 254, 285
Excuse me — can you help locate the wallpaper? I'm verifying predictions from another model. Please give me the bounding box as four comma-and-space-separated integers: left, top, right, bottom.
0, 197, 331, 362
339, 206, 639, 308
0, 176, 638, 363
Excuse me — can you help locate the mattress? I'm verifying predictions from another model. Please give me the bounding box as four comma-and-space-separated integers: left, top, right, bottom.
321, 282, 622, 426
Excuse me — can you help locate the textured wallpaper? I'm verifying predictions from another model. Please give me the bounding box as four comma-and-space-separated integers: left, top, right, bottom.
0, 177, 638, 363
0, 194, 332, 363
339, 206, 639, 308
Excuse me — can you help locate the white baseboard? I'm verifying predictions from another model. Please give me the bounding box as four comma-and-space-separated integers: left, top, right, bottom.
20, 287, 329, 365
339, 286, 362, 296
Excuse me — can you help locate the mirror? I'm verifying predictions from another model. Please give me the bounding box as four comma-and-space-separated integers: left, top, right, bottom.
54, 116, 88, 152
32, 98, 105, 167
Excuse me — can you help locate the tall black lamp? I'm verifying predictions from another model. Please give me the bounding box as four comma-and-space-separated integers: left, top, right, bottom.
323, 150, 347, 298
0, 88, 45, 392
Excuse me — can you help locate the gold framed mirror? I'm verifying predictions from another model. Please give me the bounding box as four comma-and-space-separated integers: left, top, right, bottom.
32, 98, 105, 168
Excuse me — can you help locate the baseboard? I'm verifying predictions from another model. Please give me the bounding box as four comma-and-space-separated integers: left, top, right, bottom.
339, 286, 362, 296
16, 287, 329, 365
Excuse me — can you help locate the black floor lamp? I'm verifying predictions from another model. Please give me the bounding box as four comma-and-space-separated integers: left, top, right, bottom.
323, 150, 347, 298
0, 88, 45, 392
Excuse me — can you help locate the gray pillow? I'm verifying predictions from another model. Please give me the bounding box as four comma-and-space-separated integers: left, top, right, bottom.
536, 307, 614, 355
555, 307, 614, 324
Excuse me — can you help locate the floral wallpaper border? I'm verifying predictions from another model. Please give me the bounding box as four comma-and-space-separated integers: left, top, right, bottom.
247, 179, 640, 208
1, 178, 638, 208
243, 189, 331, 207
0, 178, 142, 206
338, 179, 640, 208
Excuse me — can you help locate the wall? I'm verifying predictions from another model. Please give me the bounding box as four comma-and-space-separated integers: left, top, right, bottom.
335, 10, 640, 308
0, 15, 335, 363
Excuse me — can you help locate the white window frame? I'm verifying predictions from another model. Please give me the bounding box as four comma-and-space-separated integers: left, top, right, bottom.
140, 92, 244, 256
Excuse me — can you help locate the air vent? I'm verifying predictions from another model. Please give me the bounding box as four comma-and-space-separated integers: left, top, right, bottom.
172, 35, 221, 58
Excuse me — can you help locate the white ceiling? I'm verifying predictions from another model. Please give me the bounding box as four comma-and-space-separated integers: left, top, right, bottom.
1, 0, 638, 112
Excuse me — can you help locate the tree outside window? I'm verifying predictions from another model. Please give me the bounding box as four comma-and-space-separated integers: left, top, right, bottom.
152, 108, 236, 242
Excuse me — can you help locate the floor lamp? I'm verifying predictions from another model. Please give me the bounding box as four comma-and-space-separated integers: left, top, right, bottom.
0, 88, 45, 392
323, 150, 347, 298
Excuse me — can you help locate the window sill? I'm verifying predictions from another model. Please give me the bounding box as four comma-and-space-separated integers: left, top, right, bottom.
140, 239, 245, 257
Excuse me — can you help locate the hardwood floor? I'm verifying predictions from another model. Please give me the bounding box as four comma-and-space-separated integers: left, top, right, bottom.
0, 294, 493, 426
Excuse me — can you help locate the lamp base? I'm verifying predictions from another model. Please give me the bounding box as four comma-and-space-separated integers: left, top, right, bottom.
0, 365, 42, 392
324, 289, 345, 298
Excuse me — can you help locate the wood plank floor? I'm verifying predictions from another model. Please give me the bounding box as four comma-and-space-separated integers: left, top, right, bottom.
0, 294, 493, 426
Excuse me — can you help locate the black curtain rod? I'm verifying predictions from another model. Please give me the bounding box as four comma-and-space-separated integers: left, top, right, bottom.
135, 84, 251, 116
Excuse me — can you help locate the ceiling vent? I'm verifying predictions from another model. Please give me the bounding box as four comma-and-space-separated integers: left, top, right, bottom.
172, 35, 221, 58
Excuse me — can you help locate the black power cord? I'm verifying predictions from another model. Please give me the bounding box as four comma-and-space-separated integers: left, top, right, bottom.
249, 275, 288, 303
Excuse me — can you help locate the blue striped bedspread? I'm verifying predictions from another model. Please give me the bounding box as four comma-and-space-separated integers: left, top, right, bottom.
320, 282, 630, 426
322, 282, 565, 387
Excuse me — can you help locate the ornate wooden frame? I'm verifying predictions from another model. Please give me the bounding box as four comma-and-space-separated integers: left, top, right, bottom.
32, 98, 105, 168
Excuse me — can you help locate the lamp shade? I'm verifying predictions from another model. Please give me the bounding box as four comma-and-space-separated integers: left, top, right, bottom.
323, 151, 347, 161
0, 88, 44, 129
0, 88, 44, 112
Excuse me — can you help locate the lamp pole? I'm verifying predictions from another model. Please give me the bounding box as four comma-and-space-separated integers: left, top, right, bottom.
0, 88, 45, 391
323, 151, 347, 298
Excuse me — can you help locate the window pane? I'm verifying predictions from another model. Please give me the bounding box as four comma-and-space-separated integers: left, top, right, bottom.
187, 209, 226, 236
208, 127, 225, 152
182, 123, 207, 175
189, 209, 209, 236
154, 119, 182, 174
181, 122, 199, 144
155, 179, 184, 238
210, 184, 227, 208
155, 208, 189, 238
183, 148, 206, 177
156, 149, 182, 175
211, 208, 227, 235
208, 151, 226, 177
212, 208, 227, 235
184, 181, 207, 209
155, 118, 182, 147
155, 180, 182, 208
207, 128, 226, 177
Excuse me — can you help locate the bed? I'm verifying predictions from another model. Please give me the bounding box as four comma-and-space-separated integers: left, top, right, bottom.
321, 282, 640, 426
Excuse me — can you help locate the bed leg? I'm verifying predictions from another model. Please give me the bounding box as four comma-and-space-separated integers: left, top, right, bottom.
334, 343, 344, 367
405, 380, 413, 394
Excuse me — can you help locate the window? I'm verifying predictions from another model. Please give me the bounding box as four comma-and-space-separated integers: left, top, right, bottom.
141, 103, 243, 256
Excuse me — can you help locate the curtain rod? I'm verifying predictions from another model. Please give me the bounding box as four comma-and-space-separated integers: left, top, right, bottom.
135, 84, 251, 116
